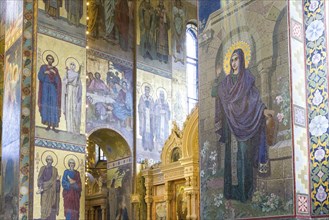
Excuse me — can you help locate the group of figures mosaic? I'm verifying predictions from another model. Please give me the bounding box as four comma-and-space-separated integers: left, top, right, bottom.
86, 59, 133, 131
87, 0, 134, 52
36, 152, 82, 220
138, 84, 171, 153
139, 0, 170, 63
139, 0, 186, 65
43, 0, 83, 26
87, 0, 186, 62
38, 50, 82, 134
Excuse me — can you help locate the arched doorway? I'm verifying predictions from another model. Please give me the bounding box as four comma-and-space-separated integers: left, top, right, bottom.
85, 128, 132, 220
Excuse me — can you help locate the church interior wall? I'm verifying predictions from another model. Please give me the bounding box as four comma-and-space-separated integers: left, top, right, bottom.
136, 0, 197, 164
199, 0, 294, 219
1, 0, 329, 219
0, 0, 195, 219
85, 1, 135, 219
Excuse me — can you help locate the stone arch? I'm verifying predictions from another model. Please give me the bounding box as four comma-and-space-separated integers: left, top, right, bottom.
86, 128, 133, 220
268, 6, 288, 109
87, 125, 133, 150
88, 128, 131, 161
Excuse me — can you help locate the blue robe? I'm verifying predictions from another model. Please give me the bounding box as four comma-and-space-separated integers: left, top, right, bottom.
38, 64, 62, 127
62, 169, 81, 220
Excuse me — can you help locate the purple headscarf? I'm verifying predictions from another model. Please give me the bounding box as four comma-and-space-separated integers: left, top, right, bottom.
217, 49, 265, 141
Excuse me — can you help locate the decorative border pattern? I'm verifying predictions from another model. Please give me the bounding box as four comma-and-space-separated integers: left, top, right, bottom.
88, 48, 172, 79
35, 138, 86, 153
294, 105, 306, 127
303, 0, 329, 215
291, 18, 304, 42
19, 1, 34, 219
137, 62, 172, 79
38, 25, 86, 47
107, 157, 132, 169
88, 48, 133, 68
297, 193, 309, 214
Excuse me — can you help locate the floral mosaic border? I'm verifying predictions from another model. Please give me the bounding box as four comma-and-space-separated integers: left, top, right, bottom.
19, 1, 34, 219
303, 0, 329, 215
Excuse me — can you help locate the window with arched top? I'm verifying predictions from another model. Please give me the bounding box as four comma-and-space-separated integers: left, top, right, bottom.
95, 144, 107, 163
186, 23, 198, 113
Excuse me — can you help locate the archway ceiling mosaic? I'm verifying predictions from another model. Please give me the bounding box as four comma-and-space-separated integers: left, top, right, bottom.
89, 129, 131, 161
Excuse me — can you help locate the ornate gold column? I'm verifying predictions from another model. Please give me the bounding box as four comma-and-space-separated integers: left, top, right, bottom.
90, 207, 95, 220
185, 176, 192, 219
190, 191, 198, 220
183, 162, 199, 220
190, 176, 199, 220
101, 206, 106, 220
85, 206, 90, 220
185, 191, 192, 219
165, 181, 173, 219
143, 169, 153, 220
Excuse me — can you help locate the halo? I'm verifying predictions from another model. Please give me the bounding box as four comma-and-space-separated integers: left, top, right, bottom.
65, 57, 80, 72
41, 150, 58, 167
223, 41, 251, 75
141, 82, 153, 96
63, 154, 80, 170
156, 87, 167, 100
42, 50, 59, 67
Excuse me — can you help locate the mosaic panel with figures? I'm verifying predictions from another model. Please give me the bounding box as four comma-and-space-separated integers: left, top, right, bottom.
33, 146, 85, 220
86, 52, 134, 145
199, 1, 293, 219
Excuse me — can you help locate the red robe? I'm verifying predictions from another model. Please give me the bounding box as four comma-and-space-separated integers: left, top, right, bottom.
62, 169, 81, 220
